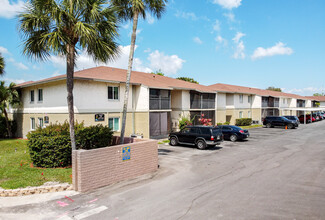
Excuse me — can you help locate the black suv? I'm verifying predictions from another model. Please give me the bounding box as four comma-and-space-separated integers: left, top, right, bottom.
263, 116, 299, 129
169, 126, 223, 149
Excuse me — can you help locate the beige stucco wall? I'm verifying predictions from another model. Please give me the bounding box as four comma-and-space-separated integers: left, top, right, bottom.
223, 108, 261, 125
170, 110, 190, 131
216, 109, 226, 124
14, 111, 150, 139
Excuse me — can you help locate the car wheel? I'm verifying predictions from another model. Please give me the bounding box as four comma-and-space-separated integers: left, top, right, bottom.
287, 124, 293, 129
266, 123, 272, 128
169, 137, 178, 146
196, 140, 207, 150
230, 134, 238, 142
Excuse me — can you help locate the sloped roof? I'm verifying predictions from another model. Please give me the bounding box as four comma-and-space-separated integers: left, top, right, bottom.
16, 66, 214, 93
208, 83, 311, 100
305, 96, 325, 101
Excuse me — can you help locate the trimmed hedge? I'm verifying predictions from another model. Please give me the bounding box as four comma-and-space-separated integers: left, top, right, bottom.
0, 115, 17, 138
235, 118, 252, 126
27, 122, 113, 168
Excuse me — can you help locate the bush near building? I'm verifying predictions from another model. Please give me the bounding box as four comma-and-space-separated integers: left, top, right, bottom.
27, 122, 113, 168
0, 115, 17, 138
235, 118, 252, 126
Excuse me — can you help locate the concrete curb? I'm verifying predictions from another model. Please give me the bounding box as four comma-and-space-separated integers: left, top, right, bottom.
0, 183, 73, 197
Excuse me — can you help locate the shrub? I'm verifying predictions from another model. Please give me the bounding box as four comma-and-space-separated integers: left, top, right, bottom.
179, 117, 192, 131
0, 115, 17, 138
27, 122, 113, 168
235, 118, 252, 126
216, 123, 223, 126
76, 124, 113, 150
223, 122, 230, 125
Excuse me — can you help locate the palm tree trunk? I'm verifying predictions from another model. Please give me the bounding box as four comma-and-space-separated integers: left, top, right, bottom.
66, 44, 76, 150
120, 12, 139, 144
3, 108, 12, 138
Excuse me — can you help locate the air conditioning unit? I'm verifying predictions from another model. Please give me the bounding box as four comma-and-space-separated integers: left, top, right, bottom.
252, 120, 259, 124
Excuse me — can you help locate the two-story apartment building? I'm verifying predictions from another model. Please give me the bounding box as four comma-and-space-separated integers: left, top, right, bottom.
13, 66, 217, 139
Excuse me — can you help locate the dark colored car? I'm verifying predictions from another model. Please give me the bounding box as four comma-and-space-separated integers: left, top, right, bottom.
263, 116, 299, 129
283, 115, 300, 124
217, 125, 249, 142
169, 126, 223, 149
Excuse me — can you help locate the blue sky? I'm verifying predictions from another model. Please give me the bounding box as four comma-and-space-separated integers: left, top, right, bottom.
0, 0, 324, 95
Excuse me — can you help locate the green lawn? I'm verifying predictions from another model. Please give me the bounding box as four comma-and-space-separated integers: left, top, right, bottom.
240, 124, 263, 129
0, 139, 71, 189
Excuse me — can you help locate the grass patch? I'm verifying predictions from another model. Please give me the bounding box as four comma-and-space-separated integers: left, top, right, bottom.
158, 139, 170, 144
240, 124, 263, 129
0, 139, 71, 189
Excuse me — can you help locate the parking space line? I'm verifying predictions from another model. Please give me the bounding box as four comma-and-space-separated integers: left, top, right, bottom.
74, 206, 108, 220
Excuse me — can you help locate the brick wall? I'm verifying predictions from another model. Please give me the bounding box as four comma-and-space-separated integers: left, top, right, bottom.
72, 138, 158, 192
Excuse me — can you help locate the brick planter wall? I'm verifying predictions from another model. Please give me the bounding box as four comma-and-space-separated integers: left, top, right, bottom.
72, 138, 158, 192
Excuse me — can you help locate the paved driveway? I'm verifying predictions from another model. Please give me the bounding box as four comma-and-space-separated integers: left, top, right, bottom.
1, 122, 325, 220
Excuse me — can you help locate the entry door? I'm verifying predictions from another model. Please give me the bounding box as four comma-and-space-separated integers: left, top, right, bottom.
149, 112, 168, 138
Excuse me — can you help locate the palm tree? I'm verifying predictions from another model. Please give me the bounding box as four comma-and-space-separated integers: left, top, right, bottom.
0, 54, 4, 76
111, 0, 167, 144
19, 0, 119, 150
0, 81, 20, 138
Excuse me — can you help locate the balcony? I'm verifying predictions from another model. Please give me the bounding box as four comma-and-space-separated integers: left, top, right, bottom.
149, 89, 171, 110
262, 97, 279, 108
190, 91, 215, 109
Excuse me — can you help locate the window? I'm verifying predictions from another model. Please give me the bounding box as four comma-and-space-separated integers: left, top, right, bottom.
239, 94, 243, 103
38, 117, 43, 128
248, 111, 251, 118
109, 117, 120, 131
248, 95, 252, 103
30, 90, 35, 102
239, 111, 243, 119
38, 89, 43, 102
31, 118, 35, 130
108, 86, 119, 100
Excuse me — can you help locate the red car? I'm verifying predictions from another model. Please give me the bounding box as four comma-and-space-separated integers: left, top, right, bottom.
298, 115, 315, 123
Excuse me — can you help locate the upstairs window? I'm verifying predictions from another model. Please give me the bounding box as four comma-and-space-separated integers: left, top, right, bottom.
38, 89, 43, 102
248, 95, 252, 103
239, 94, 243, 103
108, 86, 119, 100
30, 90, 35, 102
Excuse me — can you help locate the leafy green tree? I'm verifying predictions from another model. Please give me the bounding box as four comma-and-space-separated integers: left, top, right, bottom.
0, 81, 20, 138
313, 93, 325, 96
152, 70, 164, 76
111, 0, 167, 144
176, 77, 199, 84
0, 54, 4, 76
19, 0, 119, 150
266, 86, 282, 92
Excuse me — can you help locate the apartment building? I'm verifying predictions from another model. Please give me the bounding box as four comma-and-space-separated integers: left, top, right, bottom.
208, 83, 315, 124
13, 66, 217, 139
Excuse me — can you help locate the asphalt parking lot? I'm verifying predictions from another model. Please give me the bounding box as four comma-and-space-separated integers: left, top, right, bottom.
1, 121, 325, 220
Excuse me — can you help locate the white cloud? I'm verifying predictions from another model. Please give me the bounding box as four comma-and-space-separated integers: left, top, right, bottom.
7, 57, 29, 70
213, 0, 242, 10
0, 0, 25, 19
121, 22, 130, 29
144, 48, 151, 53
50, 46, 185, 75
15, 62, 29, 70
223, 12, 235, 22
251, 42, 294, 60
175, 11, 197, 20
147, 50, 185, 75
3, 77, 25, 84
193, 37, 203, 45
0, 46, 10, 55
213, 19, 221, 32
147, 14, 155, 24
215, 35, 227, 50
232, 32, 245, 59
232, 32, 245, 43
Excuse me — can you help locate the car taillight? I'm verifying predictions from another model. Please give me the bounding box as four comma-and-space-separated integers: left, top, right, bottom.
239, 130, 244, 134
211, 136, 214, 141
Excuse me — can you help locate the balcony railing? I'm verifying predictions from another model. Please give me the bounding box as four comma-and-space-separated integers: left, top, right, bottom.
149, 89, 171, 110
